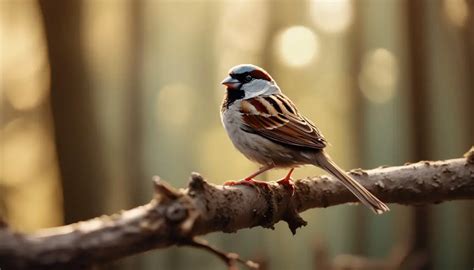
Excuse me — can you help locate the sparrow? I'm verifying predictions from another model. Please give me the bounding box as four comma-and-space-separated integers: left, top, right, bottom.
220, 64, 389, 214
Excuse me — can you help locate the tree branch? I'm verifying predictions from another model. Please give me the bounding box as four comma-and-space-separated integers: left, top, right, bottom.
1, 148, 473, 270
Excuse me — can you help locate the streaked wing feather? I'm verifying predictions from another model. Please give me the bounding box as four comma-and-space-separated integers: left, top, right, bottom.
240, 95, 327, 149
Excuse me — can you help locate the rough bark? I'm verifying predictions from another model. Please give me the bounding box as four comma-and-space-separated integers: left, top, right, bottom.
1, 150, 473, 270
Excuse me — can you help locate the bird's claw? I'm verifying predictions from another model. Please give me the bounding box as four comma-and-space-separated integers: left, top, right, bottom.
277, 177, 295, 196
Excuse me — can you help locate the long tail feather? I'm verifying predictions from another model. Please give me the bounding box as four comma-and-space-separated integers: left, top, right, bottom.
314, 152, 390, 214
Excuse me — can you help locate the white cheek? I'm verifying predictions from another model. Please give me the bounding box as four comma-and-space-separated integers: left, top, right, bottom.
242, 80, 280, 98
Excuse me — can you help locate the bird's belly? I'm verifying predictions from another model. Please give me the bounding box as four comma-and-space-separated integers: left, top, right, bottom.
222, 108, 311, 167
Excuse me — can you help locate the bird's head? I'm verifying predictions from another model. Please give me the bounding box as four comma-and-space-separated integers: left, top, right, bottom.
221, 64, 281, 99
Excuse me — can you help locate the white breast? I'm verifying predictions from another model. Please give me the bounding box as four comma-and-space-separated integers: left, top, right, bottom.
220, 101, 302, 167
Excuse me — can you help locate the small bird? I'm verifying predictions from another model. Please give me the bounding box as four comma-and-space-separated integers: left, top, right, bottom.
220, 64, 389, 214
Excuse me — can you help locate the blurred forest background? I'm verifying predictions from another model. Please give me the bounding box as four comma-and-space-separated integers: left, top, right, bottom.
0, 0, 473, 269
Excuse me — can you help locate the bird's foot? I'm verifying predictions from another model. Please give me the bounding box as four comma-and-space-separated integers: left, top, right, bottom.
277, 177, 295, 196
224, 178, 272, 190
275, 168, 296, 196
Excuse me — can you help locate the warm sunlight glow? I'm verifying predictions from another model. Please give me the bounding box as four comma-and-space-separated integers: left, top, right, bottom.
358, 48, 398, 104
4, 60, 50, 111
155, 83, 194, 129
82, 1, 130, 85
0, 0, 63, 231
443, 0, 469, 27
310, 0, 354, 33
1, 119, 52, 185
275, 26, 319, 67
0, 3, 50, 111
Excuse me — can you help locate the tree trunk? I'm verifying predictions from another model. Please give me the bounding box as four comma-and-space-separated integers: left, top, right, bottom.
38, 0, 107, 223
407, 1, 432, 269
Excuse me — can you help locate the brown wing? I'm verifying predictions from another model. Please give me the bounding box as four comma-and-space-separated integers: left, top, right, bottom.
240, 94, 327, 150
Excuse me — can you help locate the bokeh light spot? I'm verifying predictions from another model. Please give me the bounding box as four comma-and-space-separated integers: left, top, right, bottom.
358, 48, 399, 104
1, 118, 53, 186
443, 0, 469, 27
274, 26, 319, 67
0, 2, 50, 111
310, 0, 354, 33
4, 65, 50, 111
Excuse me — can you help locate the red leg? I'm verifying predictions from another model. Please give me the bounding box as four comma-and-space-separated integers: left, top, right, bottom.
224, 164, 275, 189
243, 164, 275, 180
277, 168, 295, 195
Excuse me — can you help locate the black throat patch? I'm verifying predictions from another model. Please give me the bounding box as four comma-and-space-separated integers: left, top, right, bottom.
221, 89, 245, 110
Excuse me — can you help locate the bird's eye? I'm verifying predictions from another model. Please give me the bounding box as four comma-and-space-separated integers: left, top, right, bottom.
244, 75, 253, 82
